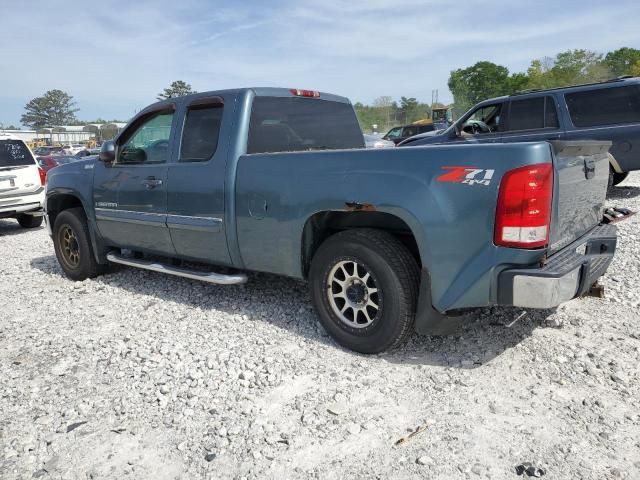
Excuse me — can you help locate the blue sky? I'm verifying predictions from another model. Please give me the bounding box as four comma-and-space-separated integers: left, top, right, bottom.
1, 0, 639, 127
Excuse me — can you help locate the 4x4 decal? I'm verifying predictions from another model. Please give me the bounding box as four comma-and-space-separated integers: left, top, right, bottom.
437, 166, 495, 186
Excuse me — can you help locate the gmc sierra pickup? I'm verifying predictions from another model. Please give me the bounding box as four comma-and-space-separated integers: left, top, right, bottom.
44, 87, 617, 353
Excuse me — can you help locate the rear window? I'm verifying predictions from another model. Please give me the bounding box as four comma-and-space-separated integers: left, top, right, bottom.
566, 85, 640, 127
508, 96, 558, 131
180, 104, 223, 162
0, 140, 35, 167
247, 97, 364, 154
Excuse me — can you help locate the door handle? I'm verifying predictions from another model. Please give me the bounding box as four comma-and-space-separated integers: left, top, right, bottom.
142, 176, 163, 189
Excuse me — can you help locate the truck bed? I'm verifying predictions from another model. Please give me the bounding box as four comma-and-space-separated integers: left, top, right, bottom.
235, 140, 610, 312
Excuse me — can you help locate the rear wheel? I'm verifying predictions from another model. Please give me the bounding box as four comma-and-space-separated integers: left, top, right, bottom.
611, 171, 629, 186
17, 214, 43, 228
309, 229, 419, 354
52, 207, 104, 281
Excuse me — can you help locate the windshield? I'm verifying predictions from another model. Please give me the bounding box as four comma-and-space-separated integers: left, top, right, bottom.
0, 140, 36, 167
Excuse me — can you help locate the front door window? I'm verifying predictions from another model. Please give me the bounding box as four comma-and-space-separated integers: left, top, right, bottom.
118, 111, 174, 164
384, 127, 402, 140
461, 104, 502, 136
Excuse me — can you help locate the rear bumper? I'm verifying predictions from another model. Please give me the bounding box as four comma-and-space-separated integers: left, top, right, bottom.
497, 224, 617, 308
0, 189, 45, 218
0, 202, 44, 218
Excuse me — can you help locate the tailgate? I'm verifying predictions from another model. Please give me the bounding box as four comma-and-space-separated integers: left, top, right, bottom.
548, 140, 611, 254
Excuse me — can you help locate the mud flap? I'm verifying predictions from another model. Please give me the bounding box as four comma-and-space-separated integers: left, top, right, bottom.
414, 269, 468, 336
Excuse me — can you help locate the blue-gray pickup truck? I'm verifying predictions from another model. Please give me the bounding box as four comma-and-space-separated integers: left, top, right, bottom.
44, 87, 617, 353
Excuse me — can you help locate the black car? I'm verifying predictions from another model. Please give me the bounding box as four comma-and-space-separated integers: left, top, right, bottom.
400, 76, 640, 186
383, 123, 435, 144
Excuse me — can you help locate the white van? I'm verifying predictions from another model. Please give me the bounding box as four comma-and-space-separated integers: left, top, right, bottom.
0, 134, 45, 228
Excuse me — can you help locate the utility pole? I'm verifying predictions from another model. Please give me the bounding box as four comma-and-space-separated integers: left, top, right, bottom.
431, 89, 439, 116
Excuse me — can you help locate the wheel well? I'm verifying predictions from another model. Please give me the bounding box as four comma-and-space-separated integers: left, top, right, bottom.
301, 211, 421, 278
608, 153, 624, 174
47, 194, 83, 227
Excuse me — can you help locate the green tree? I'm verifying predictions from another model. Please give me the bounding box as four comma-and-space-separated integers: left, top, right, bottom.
448, 61, 514, 116
550, 49, 609, 85
0, 123, 19, 130
157, 80, 196, 100
399, 97, 419, 123
605, 47, 640, 77
508, 72, 529, 93
631, 60, 640, 77
526, 58, 554, 89
21, 90, 79, 128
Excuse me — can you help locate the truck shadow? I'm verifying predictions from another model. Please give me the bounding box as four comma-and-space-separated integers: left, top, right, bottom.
0, 218, 44, 237
30, 254, 550, 367
381, 307, 548, 368
607, 185, 640, 200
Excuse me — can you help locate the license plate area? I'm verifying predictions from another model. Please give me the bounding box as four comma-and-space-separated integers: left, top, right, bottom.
0, 177, 16, 191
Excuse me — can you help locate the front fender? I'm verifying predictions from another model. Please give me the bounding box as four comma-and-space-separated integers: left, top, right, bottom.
45, 164, 108, 264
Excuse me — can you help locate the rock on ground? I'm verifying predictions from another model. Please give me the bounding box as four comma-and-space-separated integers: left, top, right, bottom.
1, 173, 640, 479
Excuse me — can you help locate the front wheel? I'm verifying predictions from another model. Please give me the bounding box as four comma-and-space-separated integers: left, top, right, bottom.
17, 214, 43, 228
52, 207, 105, 281
309, 229, 419, 354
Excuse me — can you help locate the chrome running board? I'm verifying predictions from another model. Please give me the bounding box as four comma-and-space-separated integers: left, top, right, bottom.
106, 252, 247, 285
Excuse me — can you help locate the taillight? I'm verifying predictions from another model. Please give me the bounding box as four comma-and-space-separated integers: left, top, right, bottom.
38, 167, 47, 186
494, 163, 553, 249
289, 88, 320, 98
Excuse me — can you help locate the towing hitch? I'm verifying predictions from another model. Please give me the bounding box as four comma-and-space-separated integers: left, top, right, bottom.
584, 281, 605, 298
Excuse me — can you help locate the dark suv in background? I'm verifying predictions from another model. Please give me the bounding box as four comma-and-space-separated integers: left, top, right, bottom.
401, 77, 640, 186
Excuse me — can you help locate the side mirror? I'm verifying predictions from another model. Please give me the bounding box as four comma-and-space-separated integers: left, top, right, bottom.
99, 140, 116, 163
453, 123, 462, 138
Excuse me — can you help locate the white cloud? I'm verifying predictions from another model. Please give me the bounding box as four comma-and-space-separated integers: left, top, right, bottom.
0, 0, 638, 125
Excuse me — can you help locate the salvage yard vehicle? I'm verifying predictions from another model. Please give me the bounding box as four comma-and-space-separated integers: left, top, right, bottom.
383, 121, 435, 144
0, 134, 45, 228
400, 76, 640, 187
44, 87, 618, 353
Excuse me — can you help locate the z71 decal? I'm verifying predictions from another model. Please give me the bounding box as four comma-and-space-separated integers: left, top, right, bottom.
437, 166, 495, 186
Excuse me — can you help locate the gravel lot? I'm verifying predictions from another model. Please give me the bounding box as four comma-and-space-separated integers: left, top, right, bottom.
1, 174, 639, 480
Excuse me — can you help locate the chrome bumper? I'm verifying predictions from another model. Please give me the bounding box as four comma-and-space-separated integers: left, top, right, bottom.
498, 224, 617, 309
511, 267, 581, 308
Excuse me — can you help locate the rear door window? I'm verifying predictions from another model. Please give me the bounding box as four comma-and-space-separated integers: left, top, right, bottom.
180, 103, 224, 162
566, 85, 640, 127
247, 97, 364, 154
0, 140, 35, 167
507, 96, 558, 131
402, 126, 419, 138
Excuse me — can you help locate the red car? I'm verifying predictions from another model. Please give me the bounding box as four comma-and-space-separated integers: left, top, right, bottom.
37, 155, 59, 172
36, 155, 80, 173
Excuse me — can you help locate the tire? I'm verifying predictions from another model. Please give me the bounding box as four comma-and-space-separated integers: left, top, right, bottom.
309, 229, 419, 354
611, 171, 629, 186
17, 214, 43, 228
52, 207, 104, 281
